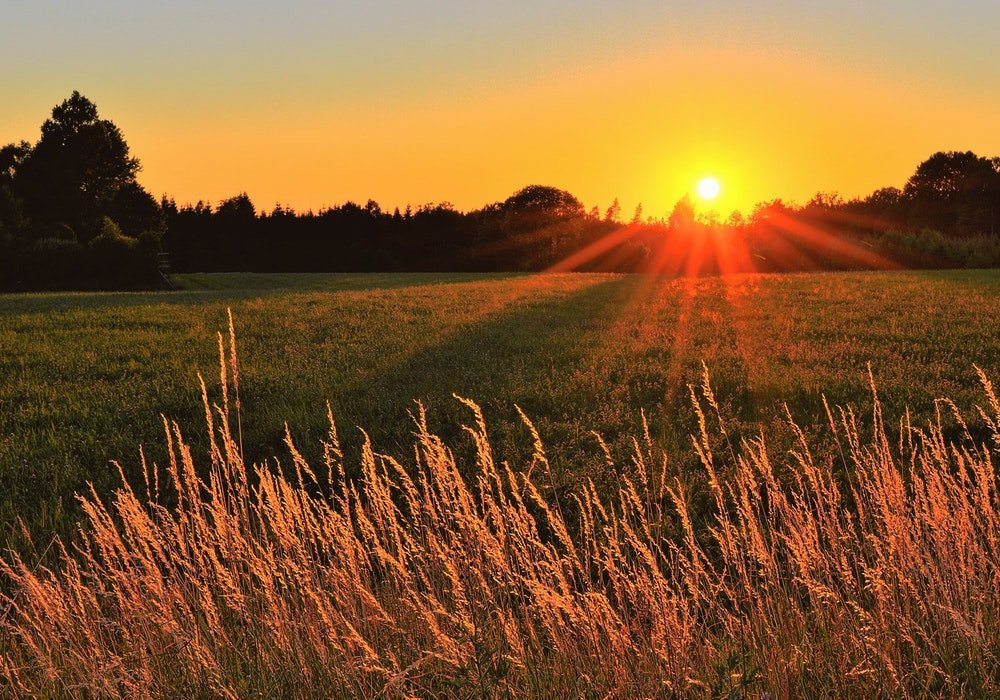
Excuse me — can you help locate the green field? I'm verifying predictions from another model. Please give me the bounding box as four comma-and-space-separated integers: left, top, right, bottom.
3, 270, 1000, 535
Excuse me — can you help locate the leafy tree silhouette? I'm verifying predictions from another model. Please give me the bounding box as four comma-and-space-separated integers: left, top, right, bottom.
604, 197, 622, 224
668, 195, 695, 231
0, 141, 31, 185
216, 193, 257, 222
501, 185, 585, 222
904, 151, 1000, 236
16, 92, 141, 232
0, 92, 166, 288
631, 203, 643, 225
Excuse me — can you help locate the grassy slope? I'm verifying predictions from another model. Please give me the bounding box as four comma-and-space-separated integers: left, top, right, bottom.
2, 270, 999, 533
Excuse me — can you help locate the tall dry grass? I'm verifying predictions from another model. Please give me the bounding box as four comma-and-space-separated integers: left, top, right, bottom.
3, 317, 1000, 698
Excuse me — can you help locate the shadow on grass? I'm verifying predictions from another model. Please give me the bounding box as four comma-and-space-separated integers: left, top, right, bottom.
0, 272, 534, 314
273, 277, 639, 485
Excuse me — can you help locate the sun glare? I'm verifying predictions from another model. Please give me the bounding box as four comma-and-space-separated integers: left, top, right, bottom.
697, 177, 721, 201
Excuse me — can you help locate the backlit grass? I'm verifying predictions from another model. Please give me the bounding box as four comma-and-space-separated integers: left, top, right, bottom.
2, 270, 1000, 538
3, 324, 1000, 697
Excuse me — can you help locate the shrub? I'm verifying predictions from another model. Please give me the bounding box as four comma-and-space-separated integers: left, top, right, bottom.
84, 217, 161, 288
27, 237, 86, 288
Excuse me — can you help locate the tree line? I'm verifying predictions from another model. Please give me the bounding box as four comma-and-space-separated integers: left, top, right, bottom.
160, 186, 636, 274
3, 92, 1000, 289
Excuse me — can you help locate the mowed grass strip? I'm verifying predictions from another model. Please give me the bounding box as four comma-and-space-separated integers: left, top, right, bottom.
2, 270, 999, 533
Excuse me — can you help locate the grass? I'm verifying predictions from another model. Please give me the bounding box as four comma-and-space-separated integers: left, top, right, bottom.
2, 270, 1000, 541
3, 321, 1000, 697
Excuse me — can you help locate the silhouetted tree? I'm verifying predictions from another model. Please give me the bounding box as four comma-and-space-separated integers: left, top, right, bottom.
216, 193, 256, 221
904, 151, 999, 236
0, 92, 164, 289
1, 141, 34, 277
865, 187, 904, 210
15, 92, 141, 230
108, 183, 165, 240
604, 197, 621, 224
0, 141, 31, 185
805, 192, 845, 211
668, 195, 695, 231
631, 203, 644, 225
749, 199, 793, 226
501, 185, 584, 221
0, 184, 25, 232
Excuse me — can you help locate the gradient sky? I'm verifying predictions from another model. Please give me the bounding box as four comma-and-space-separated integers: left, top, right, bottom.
3, 1, 999, 216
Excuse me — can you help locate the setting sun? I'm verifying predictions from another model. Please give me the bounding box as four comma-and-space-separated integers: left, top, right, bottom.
697, 177, 721, 201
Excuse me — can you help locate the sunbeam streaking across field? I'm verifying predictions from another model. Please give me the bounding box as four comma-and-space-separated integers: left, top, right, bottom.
760, 209, 902, 271
544, 196, 905, 277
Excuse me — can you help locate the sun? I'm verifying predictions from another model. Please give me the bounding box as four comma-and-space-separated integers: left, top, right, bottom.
697, 177, 721, 201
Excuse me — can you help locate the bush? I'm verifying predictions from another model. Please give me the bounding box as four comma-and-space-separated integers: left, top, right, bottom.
88, 227, 136, 278
915, 226, 947, 258
2, 237, 87, 290
875, 228, 1000, 269
83, 216, 161, 288
31, 238, 86, 286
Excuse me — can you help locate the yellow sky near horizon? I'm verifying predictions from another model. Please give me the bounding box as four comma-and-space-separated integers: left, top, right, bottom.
115, 46, 995, 217
4, 2, 999, 218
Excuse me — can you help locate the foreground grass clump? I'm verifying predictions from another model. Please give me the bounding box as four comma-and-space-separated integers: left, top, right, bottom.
3, 328, 1000, 698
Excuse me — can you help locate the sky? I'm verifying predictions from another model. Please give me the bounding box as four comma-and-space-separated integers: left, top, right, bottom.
3, 1, 999, 216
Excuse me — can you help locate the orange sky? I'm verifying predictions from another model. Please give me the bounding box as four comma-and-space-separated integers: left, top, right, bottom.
4, 2, 999, 217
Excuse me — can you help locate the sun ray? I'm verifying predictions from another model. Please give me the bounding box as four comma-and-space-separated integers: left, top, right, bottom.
767, 212, 901, 271
547, 224, 646, 272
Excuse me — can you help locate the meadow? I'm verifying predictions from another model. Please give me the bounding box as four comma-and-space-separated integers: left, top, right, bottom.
2, 270, 1000, 539
3, 270, 1000, 696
